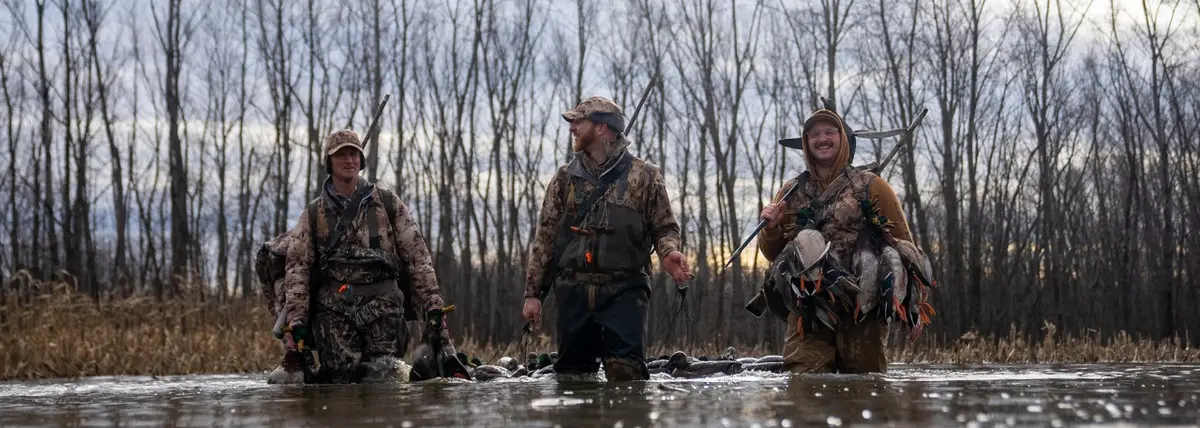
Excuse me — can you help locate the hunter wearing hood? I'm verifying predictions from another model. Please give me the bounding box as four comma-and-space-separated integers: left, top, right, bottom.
278, 129, 456, 383
522, 96, 692, 381
757, 109, 915, 374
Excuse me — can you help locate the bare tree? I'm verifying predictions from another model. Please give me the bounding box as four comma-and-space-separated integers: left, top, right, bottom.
151, 0, 195, 289
254, 0, 296, 236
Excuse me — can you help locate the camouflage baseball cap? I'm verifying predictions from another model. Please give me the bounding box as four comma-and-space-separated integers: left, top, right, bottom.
562, 96, 626, 133
323, 129, 363, 156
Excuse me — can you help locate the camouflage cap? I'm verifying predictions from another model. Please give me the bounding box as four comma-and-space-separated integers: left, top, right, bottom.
323, 129, 364, 157
562, 96, 626, 133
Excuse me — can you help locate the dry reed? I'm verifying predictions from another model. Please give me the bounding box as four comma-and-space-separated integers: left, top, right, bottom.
3, 288, 1197, 381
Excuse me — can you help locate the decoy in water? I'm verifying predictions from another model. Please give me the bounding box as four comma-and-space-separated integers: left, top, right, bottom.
497, 356, 519, 373
742, 362, 785, 373
470, 365, 511, 382
536, 353, 553, 370
665, 352, 743, 378
265, 353, 307, 384
531, 365, 556, 378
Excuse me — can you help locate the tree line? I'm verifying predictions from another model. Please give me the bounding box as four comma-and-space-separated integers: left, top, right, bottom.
1, 0, 1198, 348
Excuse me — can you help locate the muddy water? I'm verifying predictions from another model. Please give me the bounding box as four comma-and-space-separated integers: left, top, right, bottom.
1, 364, 1198, 427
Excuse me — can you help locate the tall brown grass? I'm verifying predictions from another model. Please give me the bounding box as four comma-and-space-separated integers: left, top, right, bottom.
2, 287, 1197, 381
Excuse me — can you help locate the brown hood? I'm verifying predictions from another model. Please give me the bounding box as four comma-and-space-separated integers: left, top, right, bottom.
801, 109, 851, 190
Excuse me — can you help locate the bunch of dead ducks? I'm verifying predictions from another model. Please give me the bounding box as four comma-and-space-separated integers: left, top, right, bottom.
454, 347, 785, 381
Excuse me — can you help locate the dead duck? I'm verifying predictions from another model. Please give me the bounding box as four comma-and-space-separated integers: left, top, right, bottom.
765, 229, 861, 342
856, 198, 937, 342
409, 306, 473, 382
665, 352, 743, 378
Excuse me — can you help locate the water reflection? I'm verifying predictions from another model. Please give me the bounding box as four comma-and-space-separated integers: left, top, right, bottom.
0, 364, 1197, 427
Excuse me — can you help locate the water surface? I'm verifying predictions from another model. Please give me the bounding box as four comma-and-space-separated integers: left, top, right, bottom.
2, 364, 1198, 427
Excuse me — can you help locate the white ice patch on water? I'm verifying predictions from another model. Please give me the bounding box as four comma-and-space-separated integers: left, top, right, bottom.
529, 397, 587, 408
0, 374, 266, 398
887, 369, 1110, 383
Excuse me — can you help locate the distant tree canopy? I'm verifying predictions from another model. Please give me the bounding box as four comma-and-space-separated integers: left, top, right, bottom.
1, 0, 1197, 348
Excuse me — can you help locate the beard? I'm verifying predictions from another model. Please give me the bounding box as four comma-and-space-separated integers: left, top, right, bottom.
572, 133, 593, 151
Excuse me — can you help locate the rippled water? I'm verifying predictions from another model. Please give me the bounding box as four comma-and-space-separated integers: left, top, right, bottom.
2, 364, 1198, 427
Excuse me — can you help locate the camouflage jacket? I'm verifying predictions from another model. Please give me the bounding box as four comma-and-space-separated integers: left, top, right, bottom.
524, 137, 682, 298
758, 168, 913, 265
282, 177, 444, 326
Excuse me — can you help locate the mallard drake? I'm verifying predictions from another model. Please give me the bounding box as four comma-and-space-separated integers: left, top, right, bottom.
409, 306, 473, 382
764, 229, 861, 341
856, 198, 937, 342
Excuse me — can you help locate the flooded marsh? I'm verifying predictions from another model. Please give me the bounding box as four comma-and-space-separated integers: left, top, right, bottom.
1, 364, 1197, 427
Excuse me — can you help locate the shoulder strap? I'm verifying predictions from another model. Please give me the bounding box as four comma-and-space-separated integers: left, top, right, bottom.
370, 190, 399, 249
383, 190, 398, 223
574, 153, 634, 220
308, 201, 319, 256
325, 191, 370, 254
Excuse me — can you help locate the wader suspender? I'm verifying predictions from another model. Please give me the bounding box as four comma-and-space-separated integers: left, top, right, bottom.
536, 154, 634, 301
367, 191, 398, 250
305, 190, 372, 339
573, 153, 634, 221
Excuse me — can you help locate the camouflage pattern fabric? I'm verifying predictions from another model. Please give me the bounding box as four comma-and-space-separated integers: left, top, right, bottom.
524, 136, 681, 298
256, 230, 298, 317
561, 96, 626, 133
281, 179, 445, 327
759, 169, 876, 266
311, 285, 407, 383
757, 108, 919, 375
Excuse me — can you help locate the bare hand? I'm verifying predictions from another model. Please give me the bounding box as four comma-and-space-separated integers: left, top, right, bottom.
760, 202, 784, 229
522, 297, 542, 329
662, 250, 694, 286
